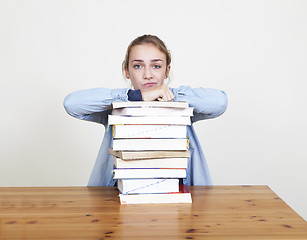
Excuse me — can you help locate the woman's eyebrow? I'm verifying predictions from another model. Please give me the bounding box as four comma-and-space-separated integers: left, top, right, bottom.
151, 59, 163, 62
131, 59, 163, 63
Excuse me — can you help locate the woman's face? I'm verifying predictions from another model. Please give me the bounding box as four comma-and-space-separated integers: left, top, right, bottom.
126, 44, 170, 90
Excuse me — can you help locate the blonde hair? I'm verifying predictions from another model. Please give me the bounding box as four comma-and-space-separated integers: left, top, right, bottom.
122, 34, 171, 77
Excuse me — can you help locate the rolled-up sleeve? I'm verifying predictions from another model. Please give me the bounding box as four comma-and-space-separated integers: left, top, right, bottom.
172, 86, 227, 122
64, 87, 129, 124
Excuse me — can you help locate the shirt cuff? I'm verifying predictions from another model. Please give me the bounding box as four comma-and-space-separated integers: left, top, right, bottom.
127, 89, 143, 101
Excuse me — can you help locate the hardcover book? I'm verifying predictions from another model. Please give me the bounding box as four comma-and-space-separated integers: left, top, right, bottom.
108, 115, 191, 125
118, 179, 179, 194
109, 148, 191, 160
119, 185, 192, 204
112, 107, 193, 116
112, 101, 189, 109
112, 168, 187, 179
112, 138, 189, 151
113, 157, 188, 169
112, 124, 187, 139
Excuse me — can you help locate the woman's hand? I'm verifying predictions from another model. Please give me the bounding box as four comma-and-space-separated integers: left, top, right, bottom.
141, 84, 175, 101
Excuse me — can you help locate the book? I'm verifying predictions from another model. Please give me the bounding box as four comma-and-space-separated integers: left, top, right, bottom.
109, 148, 190, 160
112, 101, 189, 109
119, 185, 192, 204
112, 138, 189, 151
113, 157, 188, 169
112, 125, 187, 139
118, 179, 179, 194
112, 168, 186, 179
108, 115, 191, 125
112, 107, 193, 116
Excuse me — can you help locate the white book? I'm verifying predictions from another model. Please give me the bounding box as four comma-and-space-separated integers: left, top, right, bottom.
112, 107, 193, 116
108, 115, 191, 125
112, 101, 189, 109
119, 185, 192, 204
118, 179, 179, 194
112, 125, 187, 139
112, 138, 189, 151
113, 157, 188, 169
109, 148, 191, 160
112, 168, 186, 179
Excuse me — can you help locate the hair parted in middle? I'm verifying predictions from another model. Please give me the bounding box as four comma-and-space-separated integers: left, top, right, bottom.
122, 34, 172, 77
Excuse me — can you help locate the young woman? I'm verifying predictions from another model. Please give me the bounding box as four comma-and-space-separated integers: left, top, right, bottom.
64, 34, 227, 186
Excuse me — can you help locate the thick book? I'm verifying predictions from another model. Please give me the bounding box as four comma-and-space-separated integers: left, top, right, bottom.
109, 148, 190, 160
112, 125, 187, 139
113, 157, 188, 169
118, 179, 179, 194
112, 138, 189, 151
112, 107, 193, 117
108, 115, 191, 125
119, 185, 192, 204
112, 168, 186, 179
112, 101, 189, 109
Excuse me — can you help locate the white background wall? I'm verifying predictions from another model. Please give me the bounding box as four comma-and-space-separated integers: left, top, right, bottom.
0, 0, 306, 220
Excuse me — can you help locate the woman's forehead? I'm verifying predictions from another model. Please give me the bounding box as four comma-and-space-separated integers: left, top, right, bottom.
129, 44, 166, 61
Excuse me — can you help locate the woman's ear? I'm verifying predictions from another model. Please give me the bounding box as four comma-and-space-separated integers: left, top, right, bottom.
124, 66, 130, 79
165, 65, 171, 78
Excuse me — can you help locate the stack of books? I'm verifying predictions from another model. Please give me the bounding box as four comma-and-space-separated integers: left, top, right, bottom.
108, 101, 193, 204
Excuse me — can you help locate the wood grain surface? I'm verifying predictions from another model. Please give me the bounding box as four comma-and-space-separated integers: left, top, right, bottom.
0, 186, 306, 239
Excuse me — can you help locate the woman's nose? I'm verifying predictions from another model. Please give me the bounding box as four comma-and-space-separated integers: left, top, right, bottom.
143, 67, 153, 79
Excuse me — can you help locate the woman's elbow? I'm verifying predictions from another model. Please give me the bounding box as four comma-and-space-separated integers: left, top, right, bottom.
214, 90, 228, 117
63, 94, 78, 117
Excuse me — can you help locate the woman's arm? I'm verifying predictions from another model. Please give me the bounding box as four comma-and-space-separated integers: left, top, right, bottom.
63, 87, 129, 124
172, 86, 228, 122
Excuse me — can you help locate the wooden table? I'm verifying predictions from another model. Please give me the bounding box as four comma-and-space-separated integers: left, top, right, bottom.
0, 186, 306, 239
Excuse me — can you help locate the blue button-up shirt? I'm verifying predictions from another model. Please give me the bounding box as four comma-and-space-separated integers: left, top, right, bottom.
64, 86, 227, 186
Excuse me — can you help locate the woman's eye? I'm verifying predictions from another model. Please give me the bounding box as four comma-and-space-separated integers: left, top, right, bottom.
133, 65, 142, 69
153, 65, 161, 69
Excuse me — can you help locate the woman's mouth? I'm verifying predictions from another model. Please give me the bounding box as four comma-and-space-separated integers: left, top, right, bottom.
143, 82, 157, 88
